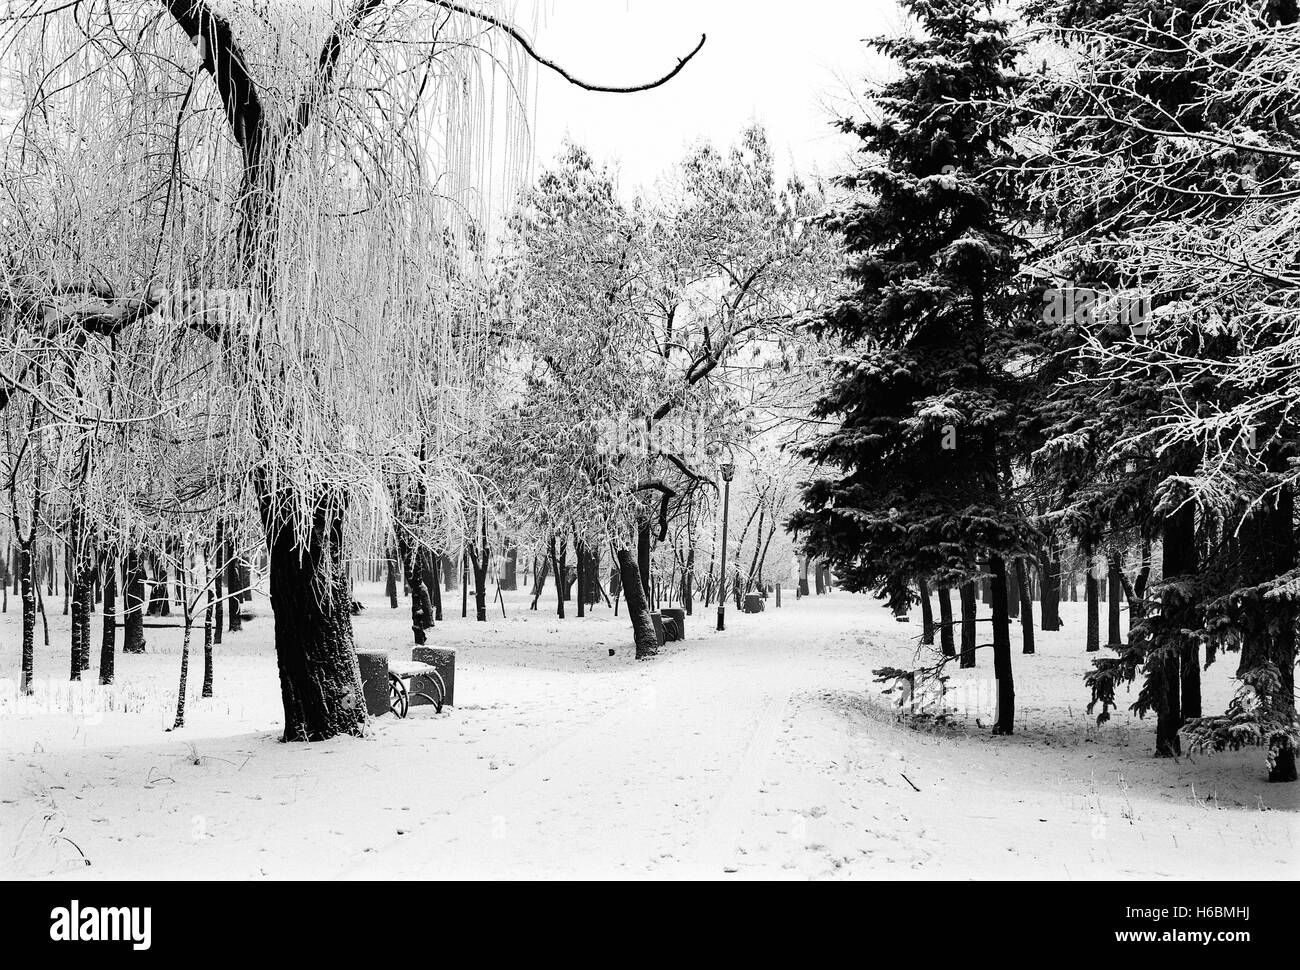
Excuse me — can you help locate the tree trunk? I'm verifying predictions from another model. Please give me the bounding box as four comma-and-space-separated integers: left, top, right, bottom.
918, 578, 935, 645
989, 555, 1015, 735
1106, 552, 1124, 647
427, 553, 443, 622
214, 520, 224, 645
70, 569, 85, 681
959, 580, 977, 668
575, 539, 586, 618
1085, 550, 1100, 653
226, 546, 243, 632
547, 537, 564, 619
19, 544, 35, 694
172, 616, 192, 731
123, 549, 147, 654
263, 496, 367, 742
1268, 484, 1297, 782
616, 547, 659, 660
386, 550, 399, 608
937, 585, 955, 658
529, 554, 550, 610
1156, 503, 1194, 757
99, 556, 117, 686
202, 576, 214, 699
471, 522, 489, 623
1040, 546, 1061, 631
397, 533, 433, 645
1015, 558, 1034, 655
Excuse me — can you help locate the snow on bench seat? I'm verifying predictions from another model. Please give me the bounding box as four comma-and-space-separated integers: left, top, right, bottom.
388, 660, 437, 679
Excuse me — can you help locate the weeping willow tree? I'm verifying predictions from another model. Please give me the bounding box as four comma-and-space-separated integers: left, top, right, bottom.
0, 1, 704, 740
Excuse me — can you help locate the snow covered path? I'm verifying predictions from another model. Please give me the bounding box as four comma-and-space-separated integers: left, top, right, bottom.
2, 588, 1295, 879
344, 623, 804, 878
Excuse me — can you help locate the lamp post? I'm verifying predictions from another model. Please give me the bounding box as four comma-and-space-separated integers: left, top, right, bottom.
717, 461, 735, 632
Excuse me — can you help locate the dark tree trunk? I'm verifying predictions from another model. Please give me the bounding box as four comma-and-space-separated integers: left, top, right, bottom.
1006, 558, 1020, 619
1107, 552, 1124, 647
202, 575, 214, 699
1040, 548, 1060, 631
1268, 485, 1297, 782
123, 550, 147, 654
937, 585, 955, 658
1015, 558, 1034, 655
616, 547, 659, 660
397, 533, 433, 645
76, 553, 94, 677
549, 537, 565, 619
226, 547, 243, 632
461, 549, 469, 618
918, 578, 935, 645
263, 496, 367, 742
1156, 503, 1195, 757
70, 572, 85, 680
959, 580, 977, 668
214, 520, 224, 645
427, 554, 443, 621
989, 555, 1015, 735
386, 550, 399, 608
471, 519, 489, 623
99, 555, 117, 686
530, 554, 550, 610
575, 537, 586, 619
1085, 550, 1100, 653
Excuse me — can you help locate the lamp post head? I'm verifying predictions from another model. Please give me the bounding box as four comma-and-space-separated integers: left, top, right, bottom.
720, 462, 735, 483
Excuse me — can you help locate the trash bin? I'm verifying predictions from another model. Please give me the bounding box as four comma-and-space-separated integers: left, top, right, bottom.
411, 646, 456, 708
743, 592, 764, 614
662, 608, 686, 641
356, 649, 391, 717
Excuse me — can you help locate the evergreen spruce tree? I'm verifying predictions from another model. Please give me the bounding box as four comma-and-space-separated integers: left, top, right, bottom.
791, 0, 1036, 734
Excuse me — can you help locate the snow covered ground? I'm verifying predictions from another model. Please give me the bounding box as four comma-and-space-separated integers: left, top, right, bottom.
1, 581, 1295, 880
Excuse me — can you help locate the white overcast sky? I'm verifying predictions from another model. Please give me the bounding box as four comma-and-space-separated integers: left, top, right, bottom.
526, 0, 904, 193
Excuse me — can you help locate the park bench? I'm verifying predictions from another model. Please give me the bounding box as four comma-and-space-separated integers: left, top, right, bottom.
356, 647, 455, 719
